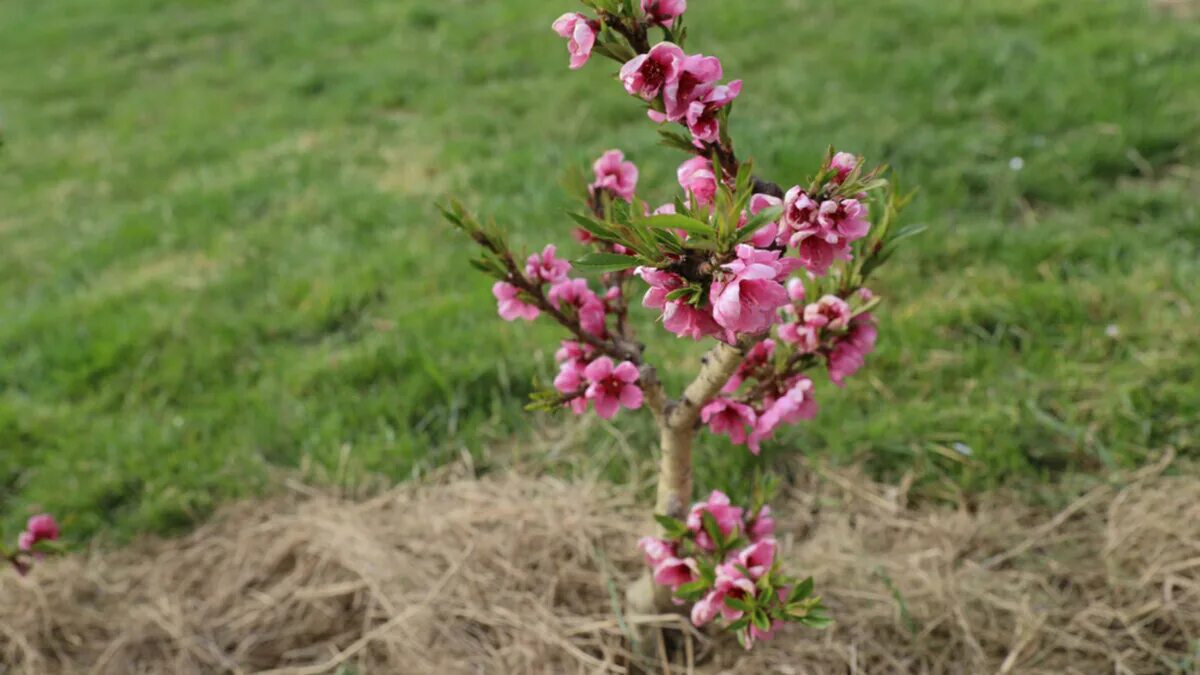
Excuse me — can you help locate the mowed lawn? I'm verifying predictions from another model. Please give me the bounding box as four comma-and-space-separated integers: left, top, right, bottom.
1, 0, 1197, 540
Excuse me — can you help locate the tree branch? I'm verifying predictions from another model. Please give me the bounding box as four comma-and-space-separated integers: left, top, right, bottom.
668, 340, 749, 430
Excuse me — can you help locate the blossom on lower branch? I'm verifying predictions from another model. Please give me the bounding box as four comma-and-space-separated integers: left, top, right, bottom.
583, 357, 643, 419
493, 282, 540, 321
645, 491, 830, 649
7, 514, 61, 576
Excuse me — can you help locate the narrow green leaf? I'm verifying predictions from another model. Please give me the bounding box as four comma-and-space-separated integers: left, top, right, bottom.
888, 222, 928, 246
567, 212, 617, 241
573, 252, 640, 273
701, 511, 724, 551
724, 595, 755, 613
653, 514, 688, 538
751, 608, 772, 632
635, 213, 713, 236
789, 577, 815, 603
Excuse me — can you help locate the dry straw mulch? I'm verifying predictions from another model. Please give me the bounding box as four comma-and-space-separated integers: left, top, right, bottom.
2, 451, 1196, 674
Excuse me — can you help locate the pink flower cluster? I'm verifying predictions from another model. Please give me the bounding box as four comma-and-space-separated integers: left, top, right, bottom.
778, 292, 878, 386
554, 348, 644, 419
705, 362, 819, 454
778, 184, 871, 275
640, 491, 784, 649
9, 513, 59, 576
636, 243, 801, 344
619, 42, 742, 148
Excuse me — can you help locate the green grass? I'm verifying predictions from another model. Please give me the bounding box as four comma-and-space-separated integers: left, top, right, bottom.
1, 0, 1197, 541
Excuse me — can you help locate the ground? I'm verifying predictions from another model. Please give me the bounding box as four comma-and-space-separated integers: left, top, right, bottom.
1, 0, 1197, 541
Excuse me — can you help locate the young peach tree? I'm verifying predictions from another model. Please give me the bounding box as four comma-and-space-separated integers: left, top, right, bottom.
443, 0, 917, 649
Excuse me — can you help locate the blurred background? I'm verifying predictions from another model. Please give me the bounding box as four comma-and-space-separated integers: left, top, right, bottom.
0, 0, 1196, 543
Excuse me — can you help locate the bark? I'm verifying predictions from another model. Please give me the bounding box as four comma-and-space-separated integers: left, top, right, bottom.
625, 342, 748, 665
655, 342, 746, 519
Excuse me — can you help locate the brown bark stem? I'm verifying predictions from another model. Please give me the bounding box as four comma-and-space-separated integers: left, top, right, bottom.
656, 341, 747, 519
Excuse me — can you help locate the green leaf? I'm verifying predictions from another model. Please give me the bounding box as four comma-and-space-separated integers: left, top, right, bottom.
635, 213, 713, 237
657, 128, 696, 153
573, 252, 640, 273
567, 212, 617, 241
888, 222, 928, 246
788, 577, 815, 603
751, 608, 772, 632
701, 511, 724, 551
653, 514, 688, 538
675, 579, 711, 599
800, 609, 833, 630
664, 287, 694, 302
724, 595, 755, 613
737, 205, 782, 241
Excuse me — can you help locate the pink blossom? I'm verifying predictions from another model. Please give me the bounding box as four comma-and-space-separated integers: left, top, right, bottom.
830, 151, 858, 183
18, 514, 60, 554
492, 281, 540, 321
554, 359, 585, 394
686, 80, 741, 144
736, 538, 777, 578
710, 245, 799, 336
572, 227, 597, 245
636, 267, 724, 341
641, 0, 687, 26
847, 313, 878, 353
691, 590, 723, 627
638, 537, 675, 567
748, 505, 775, 542
620, 42, 684, 100
525, 244, 571, 284
828, 314, 877, 386
663, 53, 723, 122
743, 620, 781, 650
804, 294, 852, 331
777, 321, 820, 353
551, 13, 598, 70
589, 149, 639, 203
786, 277, 806, 303
827, 341, 865, 387
653, 556, 699, 590
713, 561, 757, 620
583, 357, 643, 419
663, 301, 723, 341
548, 278, 607, 335
746, 193, 782, 248
748, 376, 818, 453
555, 340, 590, 364
795, 236, 847, 277
700, 398, 757, 445
677, 156, 717, 205
686, 490, 743, 551
816, 198, 871, 241
780, 186, 868, 275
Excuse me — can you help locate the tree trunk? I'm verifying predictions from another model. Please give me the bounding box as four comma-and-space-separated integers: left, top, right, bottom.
624, 343, 748, 666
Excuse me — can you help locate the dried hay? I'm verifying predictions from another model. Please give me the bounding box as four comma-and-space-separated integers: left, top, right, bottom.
2, 452, 1197, 674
